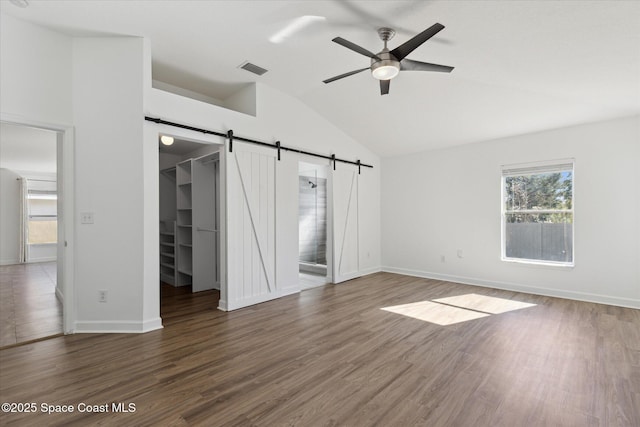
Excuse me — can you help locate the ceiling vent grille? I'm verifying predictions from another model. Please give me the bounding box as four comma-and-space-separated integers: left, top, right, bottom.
239, 61, 268, 76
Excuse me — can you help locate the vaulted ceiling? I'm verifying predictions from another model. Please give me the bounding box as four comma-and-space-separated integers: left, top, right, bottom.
2, 1, 639, 157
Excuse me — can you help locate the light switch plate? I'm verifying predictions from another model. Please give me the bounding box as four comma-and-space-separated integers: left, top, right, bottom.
81, 212, 94, 224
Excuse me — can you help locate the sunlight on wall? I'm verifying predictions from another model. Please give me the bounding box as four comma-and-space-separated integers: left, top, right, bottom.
381, 294, 536, 326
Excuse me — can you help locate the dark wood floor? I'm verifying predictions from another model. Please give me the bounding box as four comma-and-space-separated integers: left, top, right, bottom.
1, 272, 638, 426
0, 262, 62, 348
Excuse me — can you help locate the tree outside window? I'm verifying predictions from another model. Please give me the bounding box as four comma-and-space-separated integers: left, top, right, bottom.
502, 162, 574, 265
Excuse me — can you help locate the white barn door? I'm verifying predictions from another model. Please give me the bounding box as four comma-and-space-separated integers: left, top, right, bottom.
221, 138, 375, 309
223, 143, 299, 310
233, 149, 276, 301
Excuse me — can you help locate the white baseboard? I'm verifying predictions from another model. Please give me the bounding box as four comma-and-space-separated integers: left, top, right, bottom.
381, 266, 640, 309
141, 318, 163, 332
28, 257, 57, 263
1, 258, 57, 265
74, 318, 163, 334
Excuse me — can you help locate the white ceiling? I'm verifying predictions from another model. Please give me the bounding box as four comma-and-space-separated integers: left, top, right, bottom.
0, 122, 57, 173
2, 0, 639, 157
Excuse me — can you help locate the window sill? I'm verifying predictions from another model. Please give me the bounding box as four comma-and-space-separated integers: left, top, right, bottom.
501, 257, 574, 269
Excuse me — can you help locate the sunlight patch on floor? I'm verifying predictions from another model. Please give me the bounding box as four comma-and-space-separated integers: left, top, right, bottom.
381, 300, 489, 326
433, 293, 537, 314
381, 294, 536, 326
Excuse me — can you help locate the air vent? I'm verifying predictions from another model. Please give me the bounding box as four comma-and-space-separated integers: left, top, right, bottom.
239, 61, 268, 76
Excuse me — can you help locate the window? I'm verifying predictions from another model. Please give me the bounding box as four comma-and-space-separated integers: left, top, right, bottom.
27, 193, 57, 244
501, 160, 574, 266
25, 179, 58, 245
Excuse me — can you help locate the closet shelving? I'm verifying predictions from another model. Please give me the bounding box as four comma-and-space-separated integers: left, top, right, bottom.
176, 159, 194, 286
159, 166, 177, 285
159, 220, 177, 285
160, 152, 219, 291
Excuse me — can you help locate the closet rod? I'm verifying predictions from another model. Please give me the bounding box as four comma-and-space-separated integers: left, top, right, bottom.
145, 116, 373, 171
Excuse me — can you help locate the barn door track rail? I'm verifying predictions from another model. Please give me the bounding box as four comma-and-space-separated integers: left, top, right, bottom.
145, 116, 373, 173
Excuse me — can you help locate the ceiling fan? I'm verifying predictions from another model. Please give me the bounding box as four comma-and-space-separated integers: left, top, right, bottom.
323, 23, 454, 95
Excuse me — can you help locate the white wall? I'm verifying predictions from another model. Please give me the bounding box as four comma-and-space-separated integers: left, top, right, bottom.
382, 116, 640, 308
73, 37, 161, 332
0, 14, 72, 125
28, 244, 56, 263
0, 168, 21, 265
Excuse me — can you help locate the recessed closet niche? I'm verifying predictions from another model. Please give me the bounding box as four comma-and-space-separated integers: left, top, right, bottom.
159, 139, 220, 292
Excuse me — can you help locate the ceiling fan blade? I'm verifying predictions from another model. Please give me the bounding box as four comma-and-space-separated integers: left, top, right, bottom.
400, 59, 454, 73
390, 23, 445, 61
332, 37, 381, 60
323, 67, 370, 84
380, 79, 390, 95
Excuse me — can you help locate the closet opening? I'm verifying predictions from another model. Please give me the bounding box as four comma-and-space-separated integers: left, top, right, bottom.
159, 135, 222, 319
298, 161, 330, 290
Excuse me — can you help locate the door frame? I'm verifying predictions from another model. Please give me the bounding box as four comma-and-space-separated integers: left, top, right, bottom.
1, 113, 76, 334
152, 124, 226, 316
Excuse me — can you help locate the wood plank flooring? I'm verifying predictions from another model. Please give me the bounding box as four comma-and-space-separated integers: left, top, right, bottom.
1, 272, 639, 426
299, 272, 328, 290
0, 262, 62, 348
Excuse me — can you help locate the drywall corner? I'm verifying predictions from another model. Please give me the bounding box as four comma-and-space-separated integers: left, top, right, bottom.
222, 83, 256, 117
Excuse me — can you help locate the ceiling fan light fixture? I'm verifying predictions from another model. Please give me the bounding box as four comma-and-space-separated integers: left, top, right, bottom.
371, 61, 400, 80
160, 135, 174, 146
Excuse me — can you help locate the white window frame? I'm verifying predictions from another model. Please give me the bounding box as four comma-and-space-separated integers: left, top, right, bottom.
500, 159, 575, 267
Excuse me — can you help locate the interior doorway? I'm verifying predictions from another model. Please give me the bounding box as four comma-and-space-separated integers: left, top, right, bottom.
0, 122, 64, 347
158, 134, 222, 319
298, 161, 330, 290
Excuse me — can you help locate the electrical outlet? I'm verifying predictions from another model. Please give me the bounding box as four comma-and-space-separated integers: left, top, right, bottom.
98, 290, 107, 303
440, 255, 446, 263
